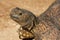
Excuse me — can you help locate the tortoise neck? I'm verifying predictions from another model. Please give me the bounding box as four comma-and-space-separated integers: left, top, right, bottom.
22, 17, 39, 31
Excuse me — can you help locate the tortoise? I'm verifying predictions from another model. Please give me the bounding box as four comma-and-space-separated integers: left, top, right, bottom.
10, 0, 60, 40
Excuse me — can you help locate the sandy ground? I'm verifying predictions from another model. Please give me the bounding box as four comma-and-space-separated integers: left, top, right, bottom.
0, 0, 55, 40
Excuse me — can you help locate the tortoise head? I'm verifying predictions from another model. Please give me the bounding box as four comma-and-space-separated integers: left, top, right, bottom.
10, 7, 37, 27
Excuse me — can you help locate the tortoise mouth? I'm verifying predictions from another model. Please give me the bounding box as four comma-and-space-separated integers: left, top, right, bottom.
11, 14, 18, 18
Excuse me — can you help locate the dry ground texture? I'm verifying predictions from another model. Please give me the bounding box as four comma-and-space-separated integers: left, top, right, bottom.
0, 0, 55, 40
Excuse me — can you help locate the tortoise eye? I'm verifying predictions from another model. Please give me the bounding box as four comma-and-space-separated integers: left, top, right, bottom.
19, 13, 22, 15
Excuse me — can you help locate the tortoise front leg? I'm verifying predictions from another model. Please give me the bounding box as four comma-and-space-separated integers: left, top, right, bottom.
17, 27, 34, 40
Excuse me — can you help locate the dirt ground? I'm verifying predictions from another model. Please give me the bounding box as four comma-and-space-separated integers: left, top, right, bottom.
0, 0, 55, 40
